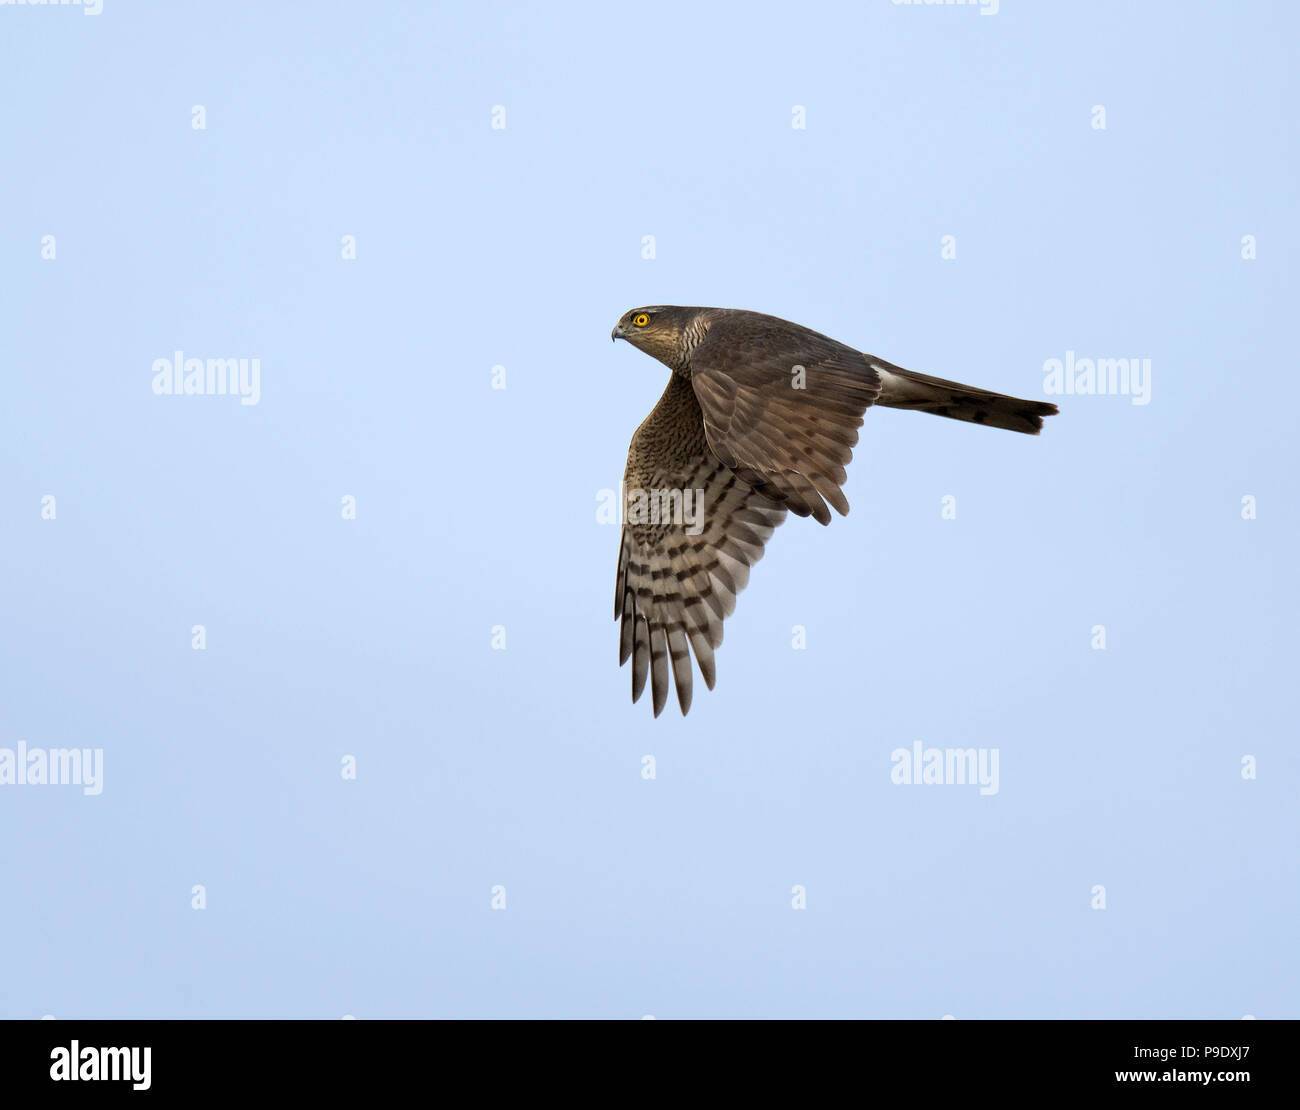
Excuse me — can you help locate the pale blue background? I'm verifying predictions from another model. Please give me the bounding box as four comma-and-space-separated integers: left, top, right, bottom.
1, 0, 1295, 1019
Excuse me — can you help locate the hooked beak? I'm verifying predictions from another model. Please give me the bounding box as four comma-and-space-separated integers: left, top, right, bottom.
611, 324, 627, 342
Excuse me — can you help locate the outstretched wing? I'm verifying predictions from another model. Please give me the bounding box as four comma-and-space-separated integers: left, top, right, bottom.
688, 311, 883, 525
617, 376, 787, 716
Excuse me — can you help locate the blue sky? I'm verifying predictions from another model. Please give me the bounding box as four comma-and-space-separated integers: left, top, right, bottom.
0, 0, 1295, 1018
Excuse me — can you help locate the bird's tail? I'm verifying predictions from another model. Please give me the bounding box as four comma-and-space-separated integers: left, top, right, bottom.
871, 359, 1058, 435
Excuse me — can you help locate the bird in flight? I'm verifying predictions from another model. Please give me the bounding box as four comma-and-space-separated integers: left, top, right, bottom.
610, 306, 1058, 717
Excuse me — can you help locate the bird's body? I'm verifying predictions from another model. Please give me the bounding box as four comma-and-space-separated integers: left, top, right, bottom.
611, 306, 1058, 716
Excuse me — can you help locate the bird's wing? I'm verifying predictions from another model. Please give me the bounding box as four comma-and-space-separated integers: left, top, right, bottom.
688, 313, 883, 525
618, 376, 787, 716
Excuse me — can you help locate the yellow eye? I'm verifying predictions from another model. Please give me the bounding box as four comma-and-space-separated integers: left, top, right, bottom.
633, 313, 650, 327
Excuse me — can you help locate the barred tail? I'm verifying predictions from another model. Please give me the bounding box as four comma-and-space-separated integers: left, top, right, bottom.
871, 359, 1058, 435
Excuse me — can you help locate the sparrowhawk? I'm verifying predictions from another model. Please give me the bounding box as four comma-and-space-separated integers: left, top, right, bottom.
611, 306, 1058, 717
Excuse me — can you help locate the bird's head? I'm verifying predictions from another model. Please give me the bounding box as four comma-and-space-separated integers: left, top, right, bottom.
611, 306, 694, 367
